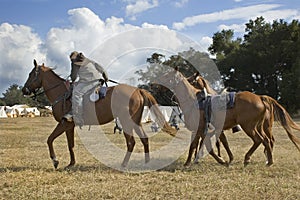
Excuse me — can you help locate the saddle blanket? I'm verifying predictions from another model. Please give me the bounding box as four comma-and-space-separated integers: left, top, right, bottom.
198, 92, 236, 111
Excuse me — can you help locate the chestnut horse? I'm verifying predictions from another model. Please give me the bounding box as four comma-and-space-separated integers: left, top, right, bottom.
158, 68, 300, 166
22, 60, 175, 169
187, 72, 300, 164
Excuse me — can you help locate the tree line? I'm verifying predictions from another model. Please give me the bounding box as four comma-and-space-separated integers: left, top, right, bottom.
0, 84, 49, 107
1, 17, 299, 113
136, 17, 300, 113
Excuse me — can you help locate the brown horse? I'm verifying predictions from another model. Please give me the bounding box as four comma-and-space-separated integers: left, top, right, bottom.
22, 60, 175, 169
158, 68, 300, 166
187, 72, 300, 164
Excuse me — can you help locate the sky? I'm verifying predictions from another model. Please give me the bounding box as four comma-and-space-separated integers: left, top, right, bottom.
0, 0, 300, 97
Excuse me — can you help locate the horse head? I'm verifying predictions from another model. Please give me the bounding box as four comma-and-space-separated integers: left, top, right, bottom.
187, 72, 218, 95
156, 67, 185, 90
186, 71, 206, 90
22, 59, 46, 96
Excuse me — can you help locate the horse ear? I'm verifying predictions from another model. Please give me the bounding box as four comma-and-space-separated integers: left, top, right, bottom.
194, 71, 200, 77
174, 66, 179, 71
34, 59, 37, 67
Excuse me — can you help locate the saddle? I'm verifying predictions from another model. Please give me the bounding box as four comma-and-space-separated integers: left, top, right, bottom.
197, 91, 236, 134
197, 92, 236, 111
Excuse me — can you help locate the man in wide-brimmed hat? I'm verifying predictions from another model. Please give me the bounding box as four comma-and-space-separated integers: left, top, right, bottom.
63, 51, 108, 127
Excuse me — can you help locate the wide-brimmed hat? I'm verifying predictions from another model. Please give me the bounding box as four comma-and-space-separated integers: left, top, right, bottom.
70, 51, 85, 65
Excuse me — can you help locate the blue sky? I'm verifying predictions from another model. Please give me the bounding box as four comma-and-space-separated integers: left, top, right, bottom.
0, 0, 299, 96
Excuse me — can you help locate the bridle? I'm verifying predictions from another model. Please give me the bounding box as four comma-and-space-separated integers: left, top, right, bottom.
24, 65, 64, 100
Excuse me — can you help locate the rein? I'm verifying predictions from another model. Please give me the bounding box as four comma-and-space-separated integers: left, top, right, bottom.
30, 81, 65, 101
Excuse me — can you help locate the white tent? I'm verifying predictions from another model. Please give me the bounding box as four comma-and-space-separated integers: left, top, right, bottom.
141, 106, 152, 123
25, 107, 40, 116
167, 106, 184, 123
141, 106, 184, 123
0, 106, 7, 118
5, 106, 18, 118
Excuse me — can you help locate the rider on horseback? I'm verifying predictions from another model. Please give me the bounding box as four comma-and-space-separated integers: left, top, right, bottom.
63, 51, 108, 126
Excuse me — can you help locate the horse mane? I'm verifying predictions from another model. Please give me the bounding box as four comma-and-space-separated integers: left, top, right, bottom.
179, 72, 199, 99
197, 76, 217, 95
41, 65, 66, 82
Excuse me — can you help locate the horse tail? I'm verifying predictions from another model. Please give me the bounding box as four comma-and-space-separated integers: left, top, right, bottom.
261, 95, 300, 151
139, 89, 177, 137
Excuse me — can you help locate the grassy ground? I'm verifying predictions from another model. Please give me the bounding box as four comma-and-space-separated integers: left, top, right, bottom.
1, 117, 300, 199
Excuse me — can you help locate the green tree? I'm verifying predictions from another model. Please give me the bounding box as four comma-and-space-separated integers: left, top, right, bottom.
1, 84, 50, 107
210, 17, 300, 112
136, 48, 214, 105
2, 84, 29, 106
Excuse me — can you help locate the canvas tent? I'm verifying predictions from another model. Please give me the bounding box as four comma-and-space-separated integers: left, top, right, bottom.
0, 106, 7, 118
141, 106, 184, 124
5, 106, 18, 118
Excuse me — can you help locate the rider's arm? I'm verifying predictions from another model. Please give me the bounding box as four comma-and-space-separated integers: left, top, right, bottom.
94, 62, 108, 81
70, 63, 80, 82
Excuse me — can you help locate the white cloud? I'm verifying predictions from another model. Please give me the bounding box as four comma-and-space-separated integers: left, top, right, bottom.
0, 23, 45, 94
44, 7, 204, 80
172, 4, 300, 30
44, 8, 140, 77
174, 0, 189, 8
125, 0, 159, 20
0, 7, 205, 95
198, 36, 213, 52
218, 23, 246, 33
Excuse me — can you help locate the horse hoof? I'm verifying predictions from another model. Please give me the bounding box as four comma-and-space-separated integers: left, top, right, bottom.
222, 161, 229, 167
53, 160, 59, 169
183, 163, 191, 168
266, 161, 273, 166
244, 160, 250, 167
64, 164, 75, 171
121, 162, 128, 168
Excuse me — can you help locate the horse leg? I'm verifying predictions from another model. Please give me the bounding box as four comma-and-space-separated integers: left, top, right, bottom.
184, 131, 201, 167
262, 137, 273, 166
219, 131, 234, 164
134, 125, 150, 163
122, 132, 136, 167
243, 127, 262, 166
194, 136, 203, 164
205, 139, 227, 165
263, 117, 275, 166
47, 122, 68, 169
65, 127, 76, 168
216, 139, 221, 157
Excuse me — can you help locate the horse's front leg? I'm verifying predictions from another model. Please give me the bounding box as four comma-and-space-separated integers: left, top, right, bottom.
47, 121, 71, 169
184, 131, 201, 167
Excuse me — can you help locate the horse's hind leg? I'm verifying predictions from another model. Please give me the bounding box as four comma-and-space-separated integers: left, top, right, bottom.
65, 127, 76, 168
263, 116, 275, 165
216, 139, 221, 157
122, 132, 136, 167
219, 131, 234, 164
134, 125, 150, 163
243, 127, 262, 166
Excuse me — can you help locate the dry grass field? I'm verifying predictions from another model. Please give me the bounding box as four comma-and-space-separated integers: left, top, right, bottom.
1, 117, 300, 200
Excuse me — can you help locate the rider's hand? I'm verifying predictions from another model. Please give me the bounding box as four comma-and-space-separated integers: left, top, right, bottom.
102, 72, 108, 82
